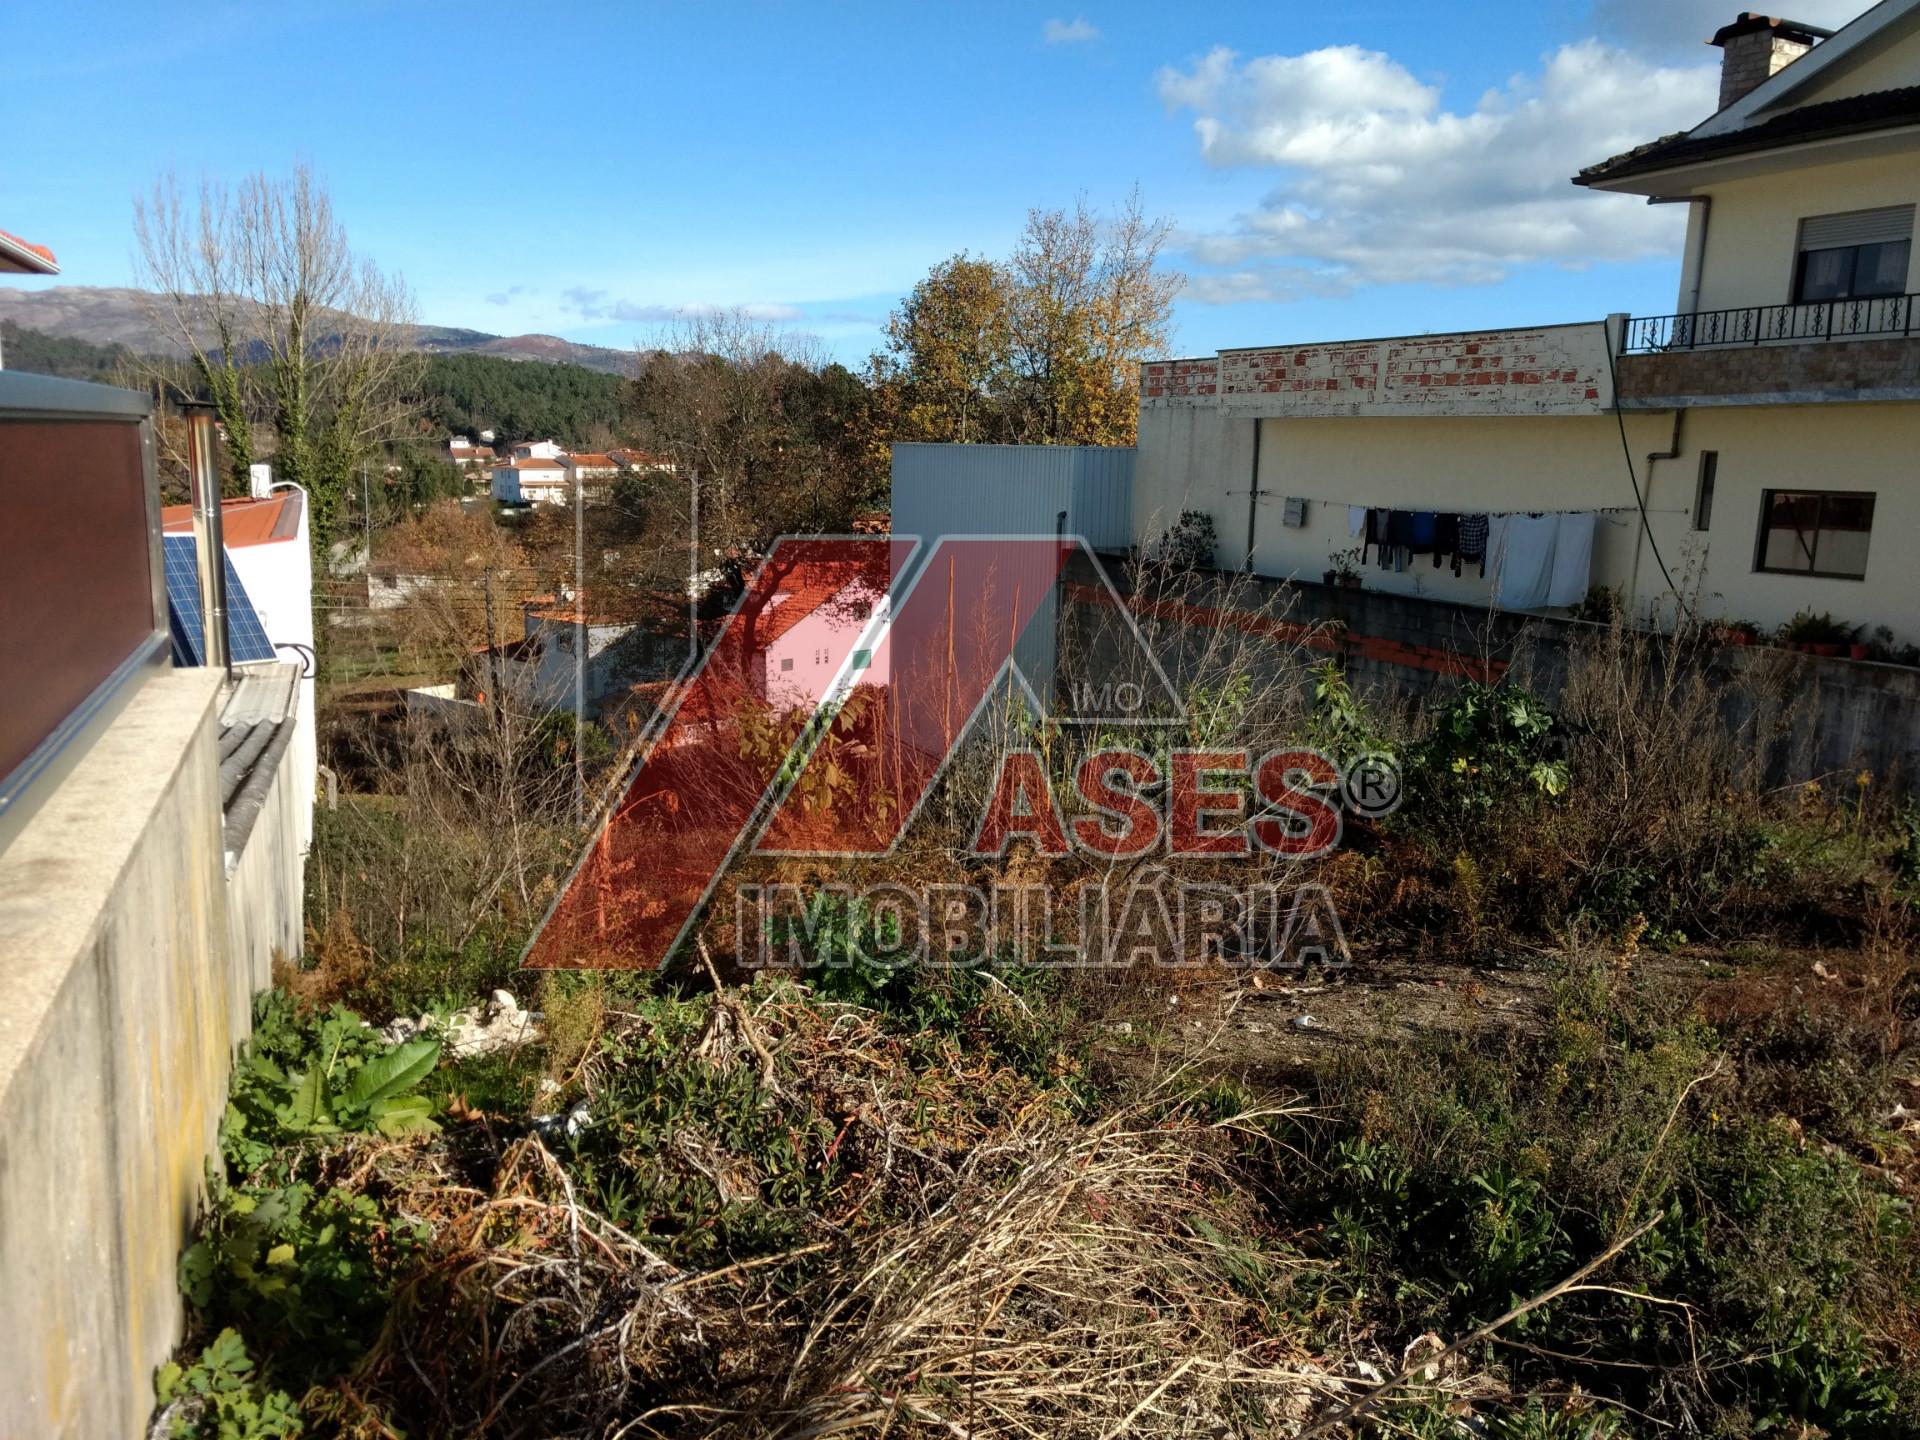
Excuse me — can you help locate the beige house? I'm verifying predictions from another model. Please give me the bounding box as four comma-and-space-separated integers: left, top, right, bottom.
1135, 2, 1920, 644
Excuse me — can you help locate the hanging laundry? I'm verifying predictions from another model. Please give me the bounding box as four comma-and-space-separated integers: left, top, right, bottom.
1456, 514, 1490, 576
1406, 511, 1439, 555
1434, 513, 1460, 569
1545, 513, 1597, 608
1363, 507, 1390, 566
1348, 505, 1368, 538
1493, 514, 1558, 610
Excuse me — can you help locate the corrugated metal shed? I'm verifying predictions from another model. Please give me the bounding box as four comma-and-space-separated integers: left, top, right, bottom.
890, 443, 1134, 551
889, 444, 1136, 708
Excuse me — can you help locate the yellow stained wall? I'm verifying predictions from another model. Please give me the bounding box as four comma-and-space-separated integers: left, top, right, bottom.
1694, 150, 1920, 313
1681, 401, 1920, 641
1241, 411, 1680, 613
1134, 400, 1920, 644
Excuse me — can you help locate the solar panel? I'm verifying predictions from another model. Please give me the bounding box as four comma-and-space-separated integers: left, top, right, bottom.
161, 534, 279, 666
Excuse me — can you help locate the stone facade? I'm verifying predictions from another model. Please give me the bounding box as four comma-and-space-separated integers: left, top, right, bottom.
1616, 336, 1920, 406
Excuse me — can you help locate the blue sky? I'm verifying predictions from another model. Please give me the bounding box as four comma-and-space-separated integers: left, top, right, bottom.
0, 0, 1875, 365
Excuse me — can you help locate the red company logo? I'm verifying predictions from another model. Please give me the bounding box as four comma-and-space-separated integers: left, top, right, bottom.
522, 535, 1391, 970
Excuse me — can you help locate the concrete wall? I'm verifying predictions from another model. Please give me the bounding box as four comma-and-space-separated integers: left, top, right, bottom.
1059, 551, 1920, 789
225, 725, 306, 997
0, 671, 242, 1440
1141, 322, 1615, 419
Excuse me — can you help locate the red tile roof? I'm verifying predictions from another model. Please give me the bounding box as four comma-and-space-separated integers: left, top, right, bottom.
0, 228, 58, 274
160, 492, 304, 547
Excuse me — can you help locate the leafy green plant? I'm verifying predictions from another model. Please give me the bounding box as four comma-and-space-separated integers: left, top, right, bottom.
1150, 509, 1217, 570
1307, 658, 1387, 760
155, 1328, 304, 1440
1779, 610, 1859, 645
180, 1173, 424, 1383
1406, 680, 1566, 814
223, 992, 440, 1173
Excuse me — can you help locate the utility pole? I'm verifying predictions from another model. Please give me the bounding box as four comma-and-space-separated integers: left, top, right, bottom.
361, 461, 372, 569
688, 468, 700, 669
574, 475, 586, 829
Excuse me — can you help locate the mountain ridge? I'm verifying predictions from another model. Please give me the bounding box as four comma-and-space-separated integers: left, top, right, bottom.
0, 286, 633, 375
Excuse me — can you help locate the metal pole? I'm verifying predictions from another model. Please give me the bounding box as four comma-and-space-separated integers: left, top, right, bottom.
362, 462, 371, 567
688, 469, 700, 669
185, 404, 231, 676
574, 474, 586, 828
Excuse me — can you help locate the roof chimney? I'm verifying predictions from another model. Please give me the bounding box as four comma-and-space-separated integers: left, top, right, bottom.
1711, 13, 1833, 110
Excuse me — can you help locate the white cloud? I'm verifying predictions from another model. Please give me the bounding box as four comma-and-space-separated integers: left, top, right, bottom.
1158, 38, 1723, 300
561, 290, 803, 324
1590, 0, 1872, 58
485, 284, 531, 306
1044, 16, 1099, 45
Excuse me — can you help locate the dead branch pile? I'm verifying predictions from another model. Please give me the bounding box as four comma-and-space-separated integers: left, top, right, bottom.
311, 986, 1342, 1438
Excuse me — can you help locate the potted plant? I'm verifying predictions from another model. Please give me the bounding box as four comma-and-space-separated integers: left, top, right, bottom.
1704, 618, 1759, 647
1866, 625, 1920, 666
1328, 546, 1364, 590
1778, 610, 1859, 657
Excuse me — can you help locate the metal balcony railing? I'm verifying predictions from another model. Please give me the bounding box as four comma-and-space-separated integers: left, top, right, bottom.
1622, 292, 1920, 353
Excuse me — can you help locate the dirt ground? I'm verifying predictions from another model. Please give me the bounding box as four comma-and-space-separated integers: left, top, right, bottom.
1100, 940, 1915, 1095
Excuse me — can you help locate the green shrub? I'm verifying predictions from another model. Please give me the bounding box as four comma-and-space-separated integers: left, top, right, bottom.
1260, 958, 1917, 1433
155, 1328, 304, 1440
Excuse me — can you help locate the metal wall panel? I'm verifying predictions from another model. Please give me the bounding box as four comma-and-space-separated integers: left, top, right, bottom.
889, 444, 1137, 708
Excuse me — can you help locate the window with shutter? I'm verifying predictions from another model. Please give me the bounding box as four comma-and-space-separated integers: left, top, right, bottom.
1792, 206, 1914, 303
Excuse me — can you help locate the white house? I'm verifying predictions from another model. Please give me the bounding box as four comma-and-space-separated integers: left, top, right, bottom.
160, 489, 318, 856
447, 436, 496, 470
561, 451, 619, 496
508, 438, 564, 461
491, 457, 569, 505
610, 448, 675, 475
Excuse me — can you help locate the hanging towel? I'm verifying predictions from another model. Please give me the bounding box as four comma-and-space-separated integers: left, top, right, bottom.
1493, 514, 1558, 610
1456, 514, 1490, 576
1545, 513, 1597, 608
1348, 505, 1368, 538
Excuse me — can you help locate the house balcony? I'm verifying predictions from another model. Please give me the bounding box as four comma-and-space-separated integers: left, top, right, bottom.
1615, 293, 1920, 408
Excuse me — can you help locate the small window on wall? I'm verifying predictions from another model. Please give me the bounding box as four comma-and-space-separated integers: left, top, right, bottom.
1792, 206, 1913, 303
1693, 451, 1717, 532
1755, 490, 1875, 579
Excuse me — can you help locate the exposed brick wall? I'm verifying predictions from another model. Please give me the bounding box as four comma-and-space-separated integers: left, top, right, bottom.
1617, 337, 1920, 405
1141, 324, 1611, 418
1139, 358, 1220, 402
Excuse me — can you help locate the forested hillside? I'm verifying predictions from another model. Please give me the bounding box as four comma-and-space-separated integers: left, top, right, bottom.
1, 321, 131, 381
421, 351, 632, 446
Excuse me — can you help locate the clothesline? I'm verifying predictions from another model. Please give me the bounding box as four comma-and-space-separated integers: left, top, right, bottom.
1350, 505, 1599, 610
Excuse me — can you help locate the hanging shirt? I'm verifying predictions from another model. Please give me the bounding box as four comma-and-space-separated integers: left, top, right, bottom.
1457, 514, 1490, 562
1493, 514, 1559, 610
1456, 514, 1490, 577
1546, 513, 1597, 608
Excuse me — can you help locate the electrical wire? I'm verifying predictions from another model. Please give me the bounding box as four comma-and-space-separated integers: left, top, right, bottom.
1602, 337, 1682, 604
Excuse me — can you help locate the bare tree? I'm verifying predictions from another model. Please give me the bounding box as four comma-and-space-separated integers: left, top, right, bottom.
133, 165, 422, 552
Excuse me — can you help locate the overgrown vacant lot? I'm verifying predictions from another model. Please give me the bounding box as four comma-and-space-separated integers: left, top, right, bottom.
157, 616, 1920, 1439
